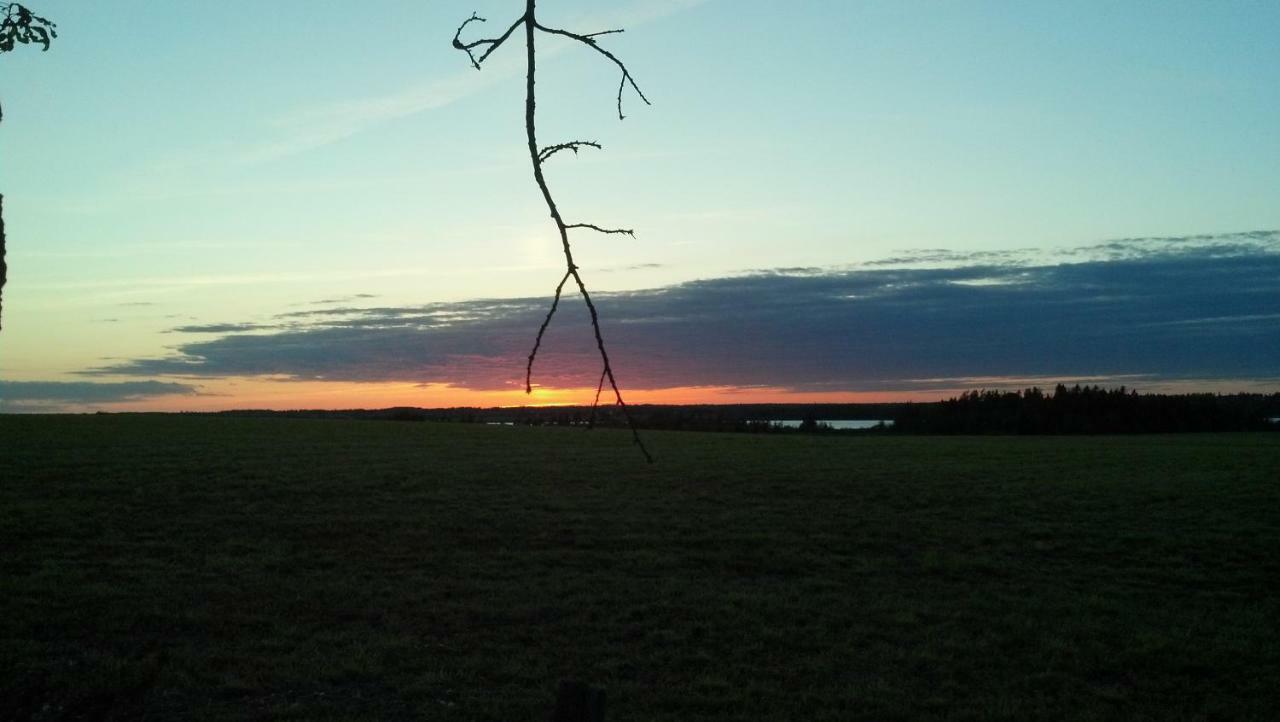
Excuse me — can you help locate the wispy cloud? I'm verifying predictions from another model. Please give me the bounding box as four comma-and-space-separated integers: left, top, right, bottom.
861, 230, 1280, 269
238, 70, 514, 164
600, 262, 666, 273
237, 0, 710, 164
310, 294, 380, 306
86, 232, 1280, 395
563, 0, 712, 29
167, 323, 275, 334
23, 264, 557, 293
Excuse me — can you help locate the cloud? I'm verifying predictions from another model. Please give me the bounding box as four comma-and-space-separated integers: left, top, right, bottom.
860, 230, 1279, 269
0, 380, 200, 412
600, 262, 666, 272
84, 232, 1280, 394
239, 71, 509, 164
309, 294, 380, 305
168, 323, 275, 334
237, 0, 710, 163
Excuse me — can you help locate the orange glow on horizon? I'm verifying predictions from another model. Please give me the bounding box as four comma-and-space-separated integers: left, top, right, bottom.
83, 377, 963, 414
40, 374, 1280, 414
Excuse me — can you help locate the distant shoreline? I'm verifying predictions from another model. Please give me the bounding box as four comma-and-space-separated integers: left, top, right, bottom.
11, 388, 1274, 435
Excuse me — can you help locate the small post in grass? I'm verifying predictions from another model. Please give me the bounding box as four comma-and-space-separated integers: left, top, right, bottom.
551, 680, 606, 722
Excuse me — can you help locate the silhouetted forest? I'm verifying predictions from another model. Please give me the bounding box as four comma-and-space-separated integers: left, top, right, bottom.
183, 388, 1280, 435
204, 403, 907, 433
892, 385, 1280, 434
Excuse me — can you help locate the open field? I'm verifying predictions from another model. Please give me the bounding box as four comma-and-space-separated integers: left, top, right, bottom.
1, 415, 1277, 721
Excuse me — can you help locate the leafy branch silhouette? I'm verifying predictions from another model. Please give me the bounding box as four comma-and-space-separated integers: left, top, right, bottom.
0, 2, 58, 333
453, 1, 654, 462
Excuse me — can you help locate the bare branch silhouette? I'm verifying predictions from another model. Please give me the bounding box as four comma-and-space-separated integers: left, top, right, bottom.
526, 270, 571, 394
538, 140, 601, 163
565, 223, 635, 237
533, 22, 651, 120
587, 367, 607, 429
451, 12, 524, 70
454, 0, 654, 462
0, 2, 58, 333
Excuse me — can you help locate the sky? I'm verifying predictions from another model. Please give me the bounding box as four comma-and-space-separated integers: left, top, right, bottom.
1, 0, 1277, 412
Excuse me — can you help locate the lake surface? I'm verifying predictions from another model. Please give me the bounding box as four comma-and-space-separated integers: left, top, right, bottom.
763, 419, 894, 429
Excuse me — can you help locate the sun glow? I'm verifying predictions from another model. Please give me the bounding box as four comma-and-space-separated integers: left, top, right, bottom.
42, 372, 1267, 415
77, 376, 963, 414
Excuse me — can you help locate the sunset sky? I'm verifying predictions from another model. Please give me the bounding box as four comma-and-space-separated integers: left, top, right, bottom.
1, 0, 1278, 412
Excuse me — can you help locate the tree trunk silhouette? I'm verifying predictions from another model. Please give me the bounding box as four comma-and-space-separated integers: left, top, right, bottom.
2, 83, 8, 332
1, 192, 7, 333
453, 0, 654, 461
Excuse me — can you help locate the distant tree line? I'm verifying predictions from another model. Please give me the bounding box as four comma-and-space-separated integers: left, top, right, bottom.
892, 385, 1280, 435
205, 403, 908, 433
191, 389, 1279, 436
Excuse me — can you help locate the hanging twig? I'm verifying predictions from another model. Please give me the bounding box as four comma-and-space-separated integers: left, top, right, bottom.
532, 21, 650, 120
587, 367, 608, 429
526, 270, 571, 394
454, 0, 653, 462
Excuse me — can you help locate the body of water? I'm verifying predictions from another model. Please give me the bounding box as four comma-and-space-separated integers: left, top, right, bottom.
760, 419, 893, 429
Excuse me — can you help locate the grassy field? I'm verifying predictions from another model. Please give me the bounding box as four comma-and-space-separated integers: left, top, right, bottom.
1, 415, 1277, 721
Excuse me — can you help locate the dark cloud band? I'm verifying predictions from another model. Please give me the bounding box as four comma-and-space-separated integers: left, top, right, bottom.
0, 380, 199, 412
85, 232, 1280, 393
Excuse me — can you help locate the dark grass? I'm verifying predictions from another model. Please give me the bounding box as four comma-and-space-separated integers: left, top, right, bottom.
1, 415, 1277, 720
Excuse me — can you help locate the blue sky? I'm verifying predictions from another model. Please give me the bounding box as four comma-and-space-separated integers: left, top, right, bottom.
1, 1, 1277, 410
